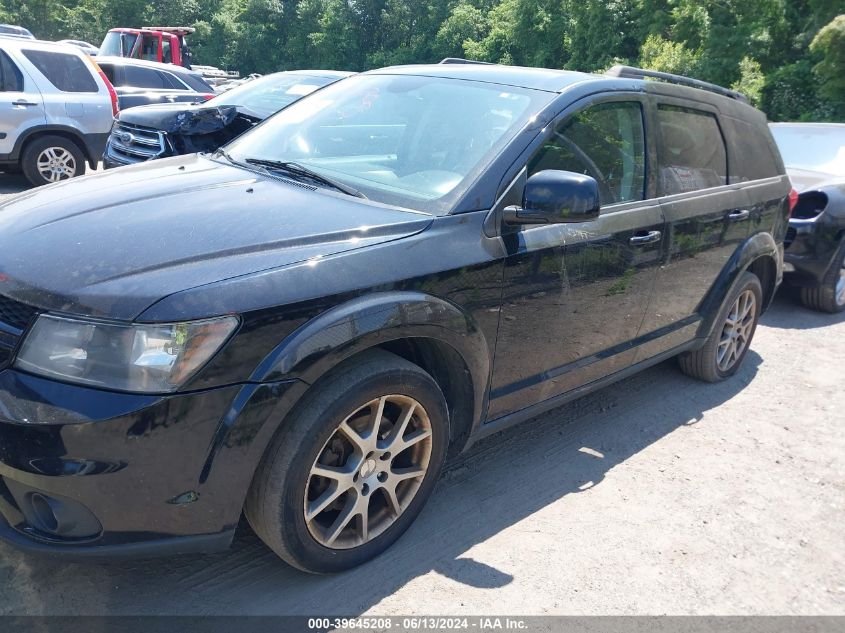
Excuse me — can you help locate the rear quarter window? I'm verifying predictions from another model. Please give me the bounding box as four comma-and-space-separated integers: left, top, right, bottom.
724, 117, 784, 182
0, 50, 23, 92
657, 105, 727, 195
22, 49, 98, 93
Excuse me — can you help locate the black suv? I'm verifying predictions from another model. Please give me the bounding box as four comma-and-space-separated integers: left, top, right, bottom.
0, 63, 791, 573
96, 56, 215, 110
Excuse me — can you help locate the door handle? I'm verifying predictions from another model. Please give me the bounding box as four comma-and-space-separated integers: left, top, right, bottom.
728, 209, 750, 221
630, 230, 662, 245
12, 99, 39, 107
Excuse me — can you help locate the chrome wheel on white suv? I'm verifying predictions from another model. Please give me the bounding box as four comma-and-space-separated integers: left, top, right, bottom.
36, 146, 78, 182
21, 135, 87, 187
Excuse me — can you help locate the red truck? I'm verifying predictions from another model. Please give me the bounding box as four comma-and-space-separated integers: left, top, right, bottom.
98, 26, 195, 68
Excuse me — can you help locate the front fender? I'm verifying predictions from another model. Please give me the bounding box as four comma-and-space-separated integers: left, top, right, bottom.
252, 291, 491, 425
697, 231, 781, 339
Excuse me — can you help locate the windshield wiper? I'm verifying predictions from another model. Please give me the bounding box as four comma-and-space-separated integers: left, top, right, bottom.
244, 158, 367, 199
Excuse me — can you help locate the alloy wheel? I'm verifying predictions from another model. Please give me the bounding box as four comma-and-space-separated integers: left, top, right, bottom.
36, 147, 77, 182
717, 289, 756, 372
836, 254, 845, 307
304, 394, 433, 549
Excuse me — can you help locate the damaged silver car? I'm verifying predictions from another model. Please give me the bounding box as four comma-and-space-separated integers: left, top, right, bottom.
103, 69, 352, 167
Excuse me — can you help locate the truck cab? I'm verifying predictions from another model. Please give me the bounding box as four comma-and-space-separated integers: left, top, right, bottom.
98, 27, 193, 68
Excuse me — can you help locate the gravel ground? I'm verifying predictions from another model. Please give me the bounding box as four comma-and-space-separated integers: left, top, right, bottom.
0, 173, 843, 616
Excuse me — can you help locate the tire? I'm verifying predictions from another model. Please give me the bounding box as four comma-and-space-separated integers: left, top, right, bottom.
678, 271, 763, 382
799, 239, 845, 314
21, 135, 86, 187
245, 349, 449, 573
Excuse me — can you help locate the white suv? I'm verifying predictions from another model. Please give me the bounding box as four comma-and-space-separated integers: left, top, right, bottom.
0, 37, 117, 186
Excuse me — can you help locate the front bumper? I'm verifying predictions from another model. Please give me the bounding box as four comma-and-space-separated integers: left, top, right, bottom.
0, 369, 303, 557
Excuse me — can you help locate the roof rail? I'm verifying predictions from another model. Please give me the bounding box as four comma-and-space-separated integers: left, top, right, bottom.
439, 58, 493, 65
605, 65, 749, 104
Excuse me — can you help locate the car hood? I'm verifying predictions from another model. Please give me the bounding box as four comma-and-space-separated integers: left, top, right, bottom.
117, 102, 250, 134
0, 155, 433, 321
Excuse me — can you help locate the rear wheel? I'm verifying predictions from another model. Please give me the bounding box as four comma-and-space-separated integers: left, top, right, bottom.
245, 350, 449, 573
678, 271, 762, 382
21, 135, 86, 187
799, 239, 845, 313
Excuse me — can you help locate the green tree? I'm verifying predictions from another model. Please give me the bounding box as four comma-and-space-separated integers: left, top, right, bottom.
810, 14, 845, 118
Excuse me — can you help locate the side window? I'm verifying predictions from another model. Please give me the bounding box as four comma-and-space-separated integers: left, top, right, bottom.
140, 37, 159, 61
99, 63, 116, 85
529, 101, 646, 205
124, 66, 168, 89
657, 105, 727, 195
723, 117, 783, 182
162, 40, 172, 64
0, 50, 24, 92
161, 72, 188, 90
21, 50, 97, 93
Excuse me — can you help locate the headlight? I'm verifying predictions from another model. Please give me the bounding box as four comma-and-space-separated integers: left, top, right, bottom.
15, 314, 239, 393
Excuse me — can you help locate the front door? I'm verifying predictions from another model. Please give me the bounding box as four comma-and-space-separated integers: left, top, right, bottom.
489, 97, 664, 420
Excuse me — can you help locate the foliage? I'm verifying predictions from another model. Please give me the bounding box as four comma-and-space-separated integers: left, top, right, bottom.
810, 15, 845, 119
0, 0, 840, 121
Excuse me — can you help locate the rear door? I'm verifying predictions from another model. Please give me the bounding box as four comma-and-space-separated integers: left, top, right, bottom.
0, 48, 45, 156
635, 99, 751, 359
489, 95, 665, 419
18, 47, 112, 135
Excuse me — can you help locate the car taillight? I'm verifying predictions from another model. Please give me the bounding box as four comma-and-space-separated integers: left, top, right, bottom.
100, 70, 120, 116
788, 188, 799, 218
200, 93, 215, 102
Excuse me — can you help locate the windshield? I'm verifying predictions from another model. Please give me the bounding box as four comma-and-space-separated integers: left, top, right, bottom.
225, 74, 547, 213
771, 125, 845, 177
99, 31, 137, 57
210, 73, 337, 119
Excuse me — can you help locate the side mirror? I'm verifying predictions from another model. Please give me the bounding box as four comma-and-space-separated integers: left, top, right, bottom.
503, 170, 601, 225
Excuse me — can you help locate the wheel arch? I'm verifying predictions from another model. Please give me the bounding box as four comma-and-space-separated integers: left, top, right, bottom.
252, 291, 491, 453
698, 232, 780, 338
15, 126, 96, 169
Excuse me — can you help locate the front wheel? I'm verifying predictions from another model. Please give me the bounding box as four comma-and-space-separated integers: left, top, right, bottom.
245, 350, 449, 573
799, 239, 845, 313
678, 271, 762, 382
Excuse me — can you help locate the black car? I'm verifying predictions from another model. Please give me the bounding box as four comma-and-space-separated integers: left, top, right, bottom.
103, 70, 352, 168
96, 56, 215, 110
770, 123, 845, 313
0, 63, 791, 573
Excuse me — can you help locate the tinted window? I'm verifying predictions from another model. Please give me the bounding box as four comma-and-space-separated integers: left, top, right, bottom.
0, 50, 23, 92
123, 66, 169, 89
160, 72, 187, 90
177, 72, 214, 93
657, 105, 726, 195
530, 101, 646, 205
724, 117, 783, 182
98, 63, 116, 84
22, 49, 97, 92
